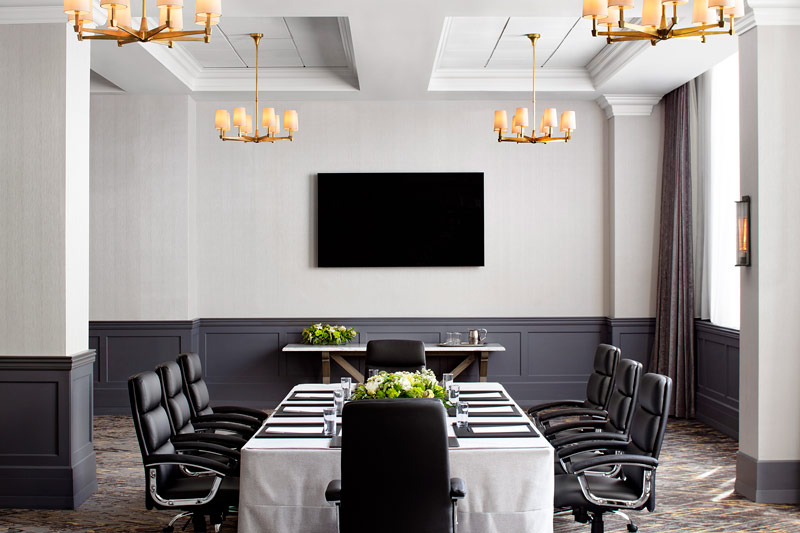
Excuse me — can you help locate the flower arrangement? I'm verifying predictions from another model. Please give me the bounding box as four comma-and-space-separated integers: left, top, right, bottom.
351, 369, 451, 408
301, 323, 358, 345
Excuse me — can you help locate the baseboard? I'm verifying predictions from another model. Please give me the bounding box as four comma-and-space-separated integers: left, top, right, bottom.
736, 452, 800, 504
695, 393, 738, 439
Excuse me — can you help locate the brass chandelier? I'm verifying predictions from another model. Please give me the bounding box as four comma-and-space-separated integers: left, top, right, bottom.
63, 0, 222, 47
214, 34, 299, 144
582, 0, 745, 45
493, 34, 576, 145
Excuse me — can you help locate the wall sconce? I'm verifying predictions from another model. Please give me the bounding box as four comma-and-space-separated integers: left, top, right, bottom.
736, 195, 751, 267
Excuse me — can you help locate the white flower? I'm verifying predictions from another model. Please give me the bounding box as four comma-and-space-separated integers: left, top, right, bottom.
398, 376, 412, 391
339, 325, 346, 331
373, 376, 384, 385
365, 381, 379, 395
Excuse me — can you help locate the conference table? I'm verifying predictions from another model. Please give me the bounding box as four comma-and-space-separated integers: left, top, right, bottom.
238, 382, 554, 533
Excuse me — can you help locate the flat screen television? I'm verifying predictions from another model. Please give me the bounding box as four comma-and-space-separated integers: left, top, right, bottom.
317, 172, 484, 267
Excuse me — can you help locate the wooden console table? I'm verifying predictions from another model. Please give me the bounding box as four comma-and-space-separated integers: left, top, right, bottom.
282, 343, 506, 384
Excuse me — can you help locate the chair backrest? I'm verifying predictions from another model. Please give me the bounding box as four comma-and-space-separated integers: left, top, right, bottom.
365, 340, 426, 375
340, 399, 452, 532
156, 361, 195, 436
584, 344, 620, 409
603, 359, 642, 434
128, 371, 178, 505
177, 352, 213, 418
624, 372, 672, 511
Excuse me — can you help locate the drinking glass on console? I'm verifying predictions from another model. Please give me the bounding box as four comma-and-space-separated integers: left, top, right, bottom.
340, 377, 352, 400
323, 407, 337, 436
442, 373, 454, 393
456, 402, 469, 428
333, 389, 344, 415
452, 332, 462, 345
445, 332, 455, 345
449, 384, 460, 405
368, 369, 379, 379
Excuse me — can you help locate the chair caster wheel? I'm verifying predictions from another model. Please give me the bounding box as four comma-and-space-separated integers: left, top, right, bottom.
627, 524, 638, 532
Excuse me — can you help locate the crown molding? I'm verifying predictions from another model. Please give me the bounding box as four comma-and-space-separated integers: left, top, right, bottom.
0, 6, 65, 24
140, 34, 204, 91
428, 68, 594, 93
746, 0, 800, 26
193, 66, 359, 92
735, 11, 757, 34
338, 17, 360, 91
596, 94, 662, 118
587, 39, 650, 89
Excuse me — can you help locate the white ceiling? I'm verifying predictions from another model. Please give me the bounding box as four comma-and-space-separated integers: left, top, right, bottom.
2, 0, 744, 101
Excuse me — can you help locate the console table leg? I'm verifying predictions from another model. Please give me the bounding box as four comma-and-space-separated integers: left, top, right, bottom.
480, 351, 489, 382
322, 351, 331, 384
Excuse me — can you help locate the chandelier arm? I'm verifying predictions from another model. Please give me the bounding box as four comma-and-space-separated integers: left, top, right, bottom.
613, 21, 659, 35
671, 23, 725, 35
150, 30, 209, 40
79, 27, 131, 38
115, 24, 143, 40
80, 34, 128, 40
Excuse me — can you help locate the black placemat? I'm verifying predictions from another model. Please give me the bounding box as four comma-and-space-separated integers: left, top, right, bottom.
452, 422, 539, 438
288, 390, 335, 401
456, 392, 510, 402
255, 423, 340, 438
446, 403, 522, 417
328, 436, 460, 448
273, 403, 334, 417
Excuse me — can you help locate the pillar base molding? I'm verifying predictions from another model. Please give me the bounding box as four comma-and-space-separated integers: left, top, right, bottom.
736, 452, 800, 504
0, 350, 97, 509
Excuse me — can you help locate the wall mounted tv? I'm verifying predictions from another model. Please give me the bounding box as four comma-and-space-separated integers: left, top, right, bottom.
317, 172, 484, 267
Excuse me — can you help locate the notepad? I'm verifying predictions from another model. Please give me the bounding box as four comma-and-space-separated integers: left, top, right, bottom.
264, 426, 323, 434
295, 393, 332, 399
282, 406, 328, 413
462, 391, 503, 398
469, 405, 514, 413
469, 425, 532, 434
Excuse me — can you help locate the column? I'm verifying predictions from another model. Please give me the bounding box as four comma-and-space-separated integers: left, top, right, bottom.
736, 1, 800, 504
0, 17, 95, 509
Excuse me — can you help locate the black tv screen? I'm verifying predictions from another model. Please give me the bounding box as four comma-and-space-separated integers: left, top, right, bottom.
317, 172, 484, 267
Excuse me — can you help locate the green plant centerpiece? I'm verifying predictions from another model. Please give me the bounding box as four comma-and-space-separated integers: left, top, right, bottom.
351, 369, 452, 408
301, 323, 358, 345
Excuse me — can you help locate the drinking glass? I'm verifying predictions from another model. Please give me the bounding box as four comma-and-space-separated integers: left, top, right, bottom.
449, 383, 460, 405
323, 407, 337, 436
456, 402, 469, 428
368, 369, 379, 379
445, 332, 455, 345
452, 332, 462, 345
442, 372, 454, 392
333, 388, 344, 415
340, 377, 352, 400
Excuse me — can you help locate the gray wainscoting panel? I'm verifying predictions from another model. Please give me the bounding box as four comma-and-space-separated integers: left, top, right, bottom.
91, 317, 650, 413
0, 351, 97, 509
607, 318, 655, 370
695, 320, 739, 439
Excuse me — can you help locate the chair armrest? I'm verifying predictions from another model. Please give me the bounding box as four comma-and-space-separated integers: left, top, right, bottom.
193, 419, 256, 436
213, 405, 268, 422
527, 400, 584, 416
571, 454, 658, 474
538, 408, 608, 423
173, 440, 241, 463
450, 478, 467, 500
556, 438, 629, 461
172, 431, 247, 449
551, 431, 627, 449
325, 479, 342, 503
194, 413, 261, 430
144, 453, 234, 477
544, 419, 607, 438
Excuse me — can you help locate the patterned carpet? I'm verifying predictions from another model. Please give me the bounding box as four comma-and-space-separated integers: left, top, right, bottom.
0, 417, 798, 532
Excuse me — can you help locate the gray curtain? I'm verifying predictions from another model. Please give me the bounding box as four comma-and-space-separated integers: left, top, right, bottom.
651, 83, 695, 418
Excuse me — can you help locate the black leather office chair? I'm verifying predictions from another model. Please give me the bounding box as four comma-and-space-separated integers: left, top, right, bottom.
553, 373, 673, 533
176, 352, 268, 428
325, 399, 466, 532
365, 339, 426, 375
528, 344, 620, 424
546, 359, 642, 445
129, 371, 240, 532
156, 361, 250, 448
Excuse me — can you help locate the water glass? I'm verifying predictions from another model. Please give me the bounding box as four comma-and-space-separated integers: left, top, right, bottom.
323, 407, 337, 436
456, 402, 469, 428
449, 383, 460, 405
445, 332, 455, 345
452, 332, 462, 345
340, 377, 352, 400
333, 388, 344, 415
368, 369, 379, 379
442, 372, 454, 392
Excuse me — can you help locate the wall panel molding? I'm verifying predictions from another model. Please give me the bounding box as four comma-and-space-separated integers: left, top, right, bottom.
695, 320, 740, 439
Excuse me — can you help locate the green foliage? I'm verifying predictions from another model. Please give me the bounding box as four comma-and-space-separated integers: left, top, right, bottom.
351, 369, 451, 408
301, 323, 358, 345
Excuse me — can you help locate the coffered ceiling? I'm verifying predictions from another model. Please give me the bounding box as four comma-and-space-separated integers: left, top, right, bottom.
0, 0, 745, 101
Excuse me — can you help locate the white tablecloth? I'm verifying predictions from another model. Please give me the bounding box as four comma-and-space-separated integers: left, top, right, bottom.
238, 382, 553, 533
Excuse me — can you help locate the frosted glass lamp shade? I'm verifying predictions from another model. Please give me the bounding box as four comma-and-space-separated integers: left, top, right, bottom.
608, 0, 634, 8
543, 108, 558, 128
101, 0, 129, 8
68, 11, 94, 23
284, 110, 298, 132
724, 0, 744, 16
269, 116, 280, 134
262, 108, 275, 128
662, 0, 689, 6
539, 116, 546, 136
511, 114, 520, 134
195, 13, 220, 25
597, 12, 617, 26
515, 107, 530, 128
708, 0, 734, 7
241, 115, 253, 135
157, 0, 183, 6
159, 6, 183, 30
111, 7, 131, 28
642, 0, 663, 25
64, 0, 91, 14
215, 110, 230, 131
494, 110, 508, 132
560, 110, 577, 132
692, 0, 716, 22
583, 0, 608, 18
196, 0, 221, 17
233, 107, 247, 128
